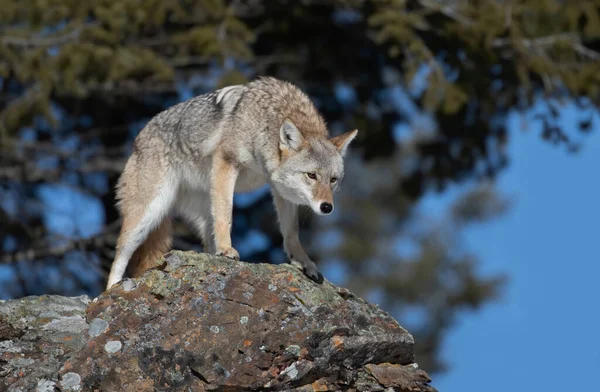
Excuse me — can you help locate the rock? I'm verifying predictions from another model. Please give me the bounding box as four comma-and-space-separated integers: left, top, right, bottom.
0, 251, 436, 391
87, 318, 109, 338
0, 295, 90, 391
365, 363, 436, 391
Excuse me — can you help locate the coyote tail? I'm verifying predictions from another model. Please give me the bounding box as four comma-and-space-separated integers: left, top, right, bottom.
126, 218, 172, 278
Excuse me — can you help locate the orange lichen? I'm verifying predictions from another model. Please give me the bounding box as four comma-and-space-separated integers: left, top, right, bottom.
332, 336, 344, 348
311, 379, 330, 391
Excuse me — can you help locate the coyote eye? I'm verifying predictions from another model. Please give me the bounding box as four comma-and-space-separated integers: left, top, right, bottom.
306, 172, 317, 180
330, 177, 338, 184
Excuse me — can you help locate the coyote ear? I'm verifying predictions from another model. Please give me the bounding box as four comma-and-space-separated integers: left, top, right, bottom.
280, 119, 305, 151
330, 129, 358, 157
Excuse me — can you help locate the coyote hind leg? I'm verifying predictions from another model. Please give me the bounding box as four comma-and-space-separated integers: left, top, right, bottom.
106, 173, 178, 289
127, 217, 172, 278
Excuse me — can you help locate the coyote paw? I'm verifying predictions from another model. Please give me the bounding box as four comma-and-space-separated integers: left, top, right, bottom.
290, 259, 324, 284
303, 265, 324, 284
216, 247, 240, 260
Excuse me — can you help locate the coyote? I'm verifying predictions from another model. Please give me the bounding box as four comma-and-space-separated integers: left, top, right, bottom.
106, 77, 357, 289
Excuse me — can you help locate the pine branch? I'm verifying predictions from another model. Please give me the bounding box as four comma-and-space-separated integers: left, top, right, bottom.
418, 0, 474, 27
0, 222, 120, 264
492, 33, 600, 60
1, 28, 82, 47
0, 154, 126, 182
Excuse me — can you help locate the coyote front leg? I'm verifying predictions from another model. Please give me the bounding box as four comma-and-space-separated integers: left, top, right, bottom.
273, 192, 323, 283
211, 152, 240, 260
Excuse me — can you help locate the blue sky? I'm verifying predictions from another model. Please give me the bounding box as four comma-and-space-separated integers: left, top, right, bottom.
434, 106, 600, 391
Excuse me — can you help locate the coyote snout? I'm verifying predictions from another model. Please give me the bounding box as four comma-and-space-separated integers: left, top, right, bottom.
311, 182, 335, 216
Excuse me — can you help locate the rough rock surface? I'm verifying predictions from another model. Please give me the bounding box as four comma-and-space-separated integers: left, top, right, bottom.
1, 251, 436, 391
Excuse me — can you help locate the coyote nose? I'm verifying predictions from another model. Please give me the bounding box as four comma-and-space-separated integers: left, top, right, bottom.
320, 202, 333, 214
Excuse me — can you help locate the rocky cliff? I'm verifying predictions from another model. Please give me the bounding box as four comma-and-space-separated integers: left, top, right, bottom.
0, 251, 435, 391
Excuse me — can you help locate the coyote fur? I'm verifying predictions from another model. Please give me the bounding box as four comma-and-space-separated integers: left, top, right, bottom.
106, 76, 357, 289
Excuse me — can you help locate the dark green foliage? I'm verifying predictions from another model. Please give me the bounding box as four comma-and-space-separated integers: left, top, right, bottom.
1, 0, 598, 373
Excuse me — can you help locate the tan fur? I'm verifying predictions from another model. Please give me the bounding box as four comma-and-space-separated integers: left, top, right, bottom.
210, 151, 239, 259
127, 219, 171, 277
330, 129, 359, 156
314, 183, 333, 206
108, 136, 174, 286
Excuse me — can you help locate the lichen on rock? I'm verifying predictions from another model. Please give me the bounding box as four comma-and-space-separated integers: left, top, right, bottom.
0, 251, 436, 391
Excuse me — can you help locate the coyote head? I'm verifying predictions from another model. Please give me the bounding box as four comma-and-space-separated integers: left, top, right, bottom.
271, 119, 358, 215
